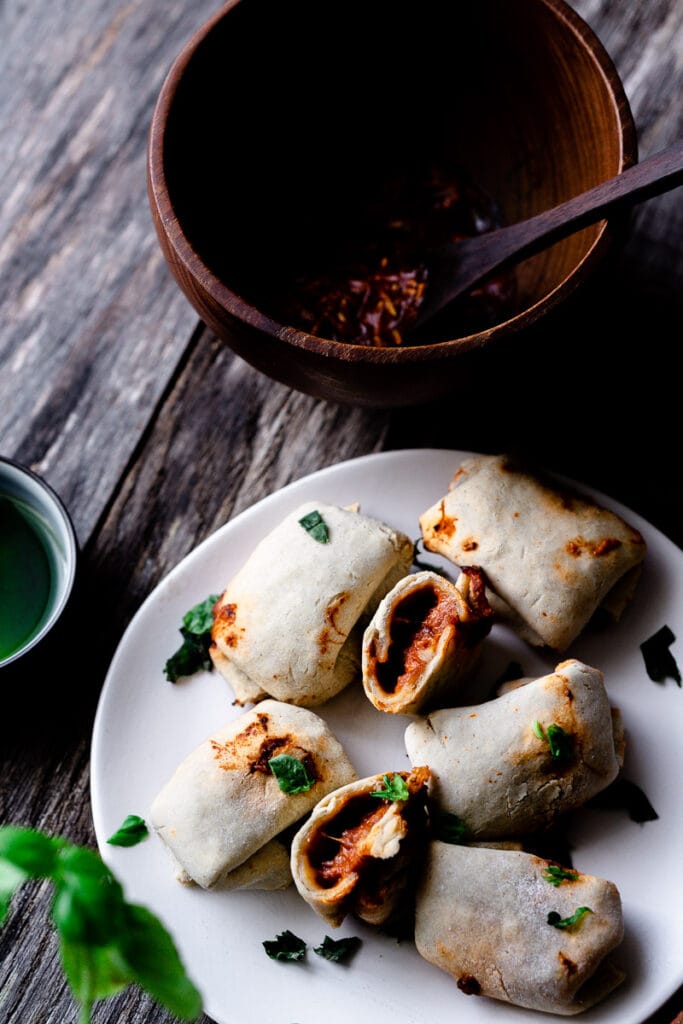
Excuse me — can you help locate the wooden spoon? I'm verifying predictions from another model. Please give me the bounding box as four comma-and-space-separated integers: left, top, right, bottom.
410, 139, 683, 335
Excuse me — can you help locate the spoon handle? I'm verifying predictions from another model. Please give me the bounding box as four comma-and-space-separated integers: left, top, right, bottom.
417, 138, 683, 327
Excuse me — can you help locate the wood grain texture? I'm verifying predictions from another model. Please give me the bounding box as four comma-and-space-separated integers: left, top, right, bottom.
0, 0, 682, 1022
0, 0, 218, 543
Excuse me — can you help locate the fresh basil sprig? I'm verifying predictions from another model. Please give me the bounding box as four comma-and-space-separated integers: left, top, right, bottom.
369, 773, 409, 801
164, 594, 219, 683
298, 510, 329, 544
0, 825, 202, 1022
542, 865, 579, 887
547, 906, 593, 929
106, 815, 149, 848
533, 721, 574, 762
268, 755, 314, 795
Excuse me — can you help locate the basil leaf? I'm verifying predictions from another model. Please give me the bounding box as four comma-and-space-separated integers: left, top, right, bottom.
313, 935, 362, 962
268, 755, 314, 794
586, 777, 659, 823
263, 929, 307, 961
534, 721, 574, 762
52, 847, 125, 946
0, 858, 28, 926
369, 773, 409, 801
164, 595, 219, 682
433, 812, 468, 845
542, 865, 579, 887
107, 815, 149, 848
116, 904, 203, 1020
298, 510, 329, 544
183, 595, 219, 636
0, 825, 62, 877
59, 937, 130, 1007
547, 906, 593, 929
641, 625, 681, 686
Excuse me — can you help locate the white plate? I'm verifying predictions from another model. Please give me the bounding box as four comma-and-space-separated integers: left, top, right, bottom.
91, 448, 683, 1024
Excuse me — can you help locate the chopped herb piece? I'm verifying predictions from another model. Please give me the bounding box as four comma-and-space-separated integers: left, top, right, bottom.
313, 935, 362, 962
547, 906, 593, 929
641, 625, 681, 686
298, 510, 329, 544
262, 929, 307, 961
543, 865, 579, 887
182, 595, 219, 635
268, 755, 314, 795
534, 721, 574, 762
106, 815, 149, 848
164, 594, 220, 682
433, 812, 468, 845
0, 825, 202, 1022
369, 773, 409, 801
586, 778, 659, 823
411, 538, 450, 578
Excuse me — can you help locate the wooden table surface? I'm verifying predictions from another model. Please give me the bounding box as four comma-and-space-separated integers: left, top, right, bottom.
1, 0, 681, 1020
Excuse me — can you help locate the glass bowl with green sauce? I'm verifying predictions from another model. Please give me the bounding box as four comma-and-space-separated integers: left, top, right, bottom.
0, 457, 78, 670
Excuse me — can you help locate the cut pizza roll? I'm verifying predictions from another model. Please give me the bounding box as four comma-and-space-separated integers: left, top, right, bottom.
362, 567, 493, 714
290, 767, 430, 928
210, 501, 414, 706
415, 842, 625, 1015
404, 659, 623, 839
150, 700, 357, 889
419, 454, 646, 651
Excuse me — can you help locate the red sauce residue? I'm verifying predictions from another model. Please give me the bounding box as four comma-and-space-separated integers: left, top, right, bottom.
594, 537, 622, 557
280, 165, 517, 347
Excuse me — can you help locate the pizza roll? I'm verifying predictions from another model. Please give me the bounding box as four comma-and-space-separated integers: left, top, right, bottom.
150, 700, 357, 889
290, 767, 430, 928
404, 660, 623, 839
419, 454, 646, 651
415, 842, 625, 1015
362, 567, 492, 714
211, 501, 414, 706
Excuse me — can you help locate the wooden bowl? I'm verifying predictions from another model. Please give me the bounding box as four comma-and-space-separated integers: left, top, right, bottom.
148, 0, 636, 407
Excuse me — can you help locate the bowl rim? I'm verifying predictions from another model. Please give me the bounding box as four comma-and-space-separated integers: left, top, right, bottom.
148, 0, 637, 364
0, 456, 79, 669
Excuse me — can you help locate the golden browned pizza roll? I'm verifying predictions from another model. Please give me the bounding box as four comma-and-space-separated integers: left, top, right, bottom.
415, 842, 625, 1015
210, 501, 414, 706
419, 454, 646, 651
404, 659, 623, 839
150, 700, 357, 889
362, 567, 492, 714
290, 767, 430, 927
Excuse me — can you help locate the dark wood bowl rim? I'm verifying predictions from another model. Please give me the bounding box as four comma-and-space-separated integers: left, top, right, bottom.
148, 0, 637, 366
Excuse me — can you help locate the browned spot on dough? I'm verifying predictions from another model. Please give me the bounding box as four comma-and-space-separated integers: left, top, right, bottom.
559, 952, 578, 975
218, 602, 237, 622
210, 714, 319, 781
566, 535, 623, 558
431, 500, 457, 539
594, 537, 622, 556
457, 975, 482, 995
461, 537, 478, 551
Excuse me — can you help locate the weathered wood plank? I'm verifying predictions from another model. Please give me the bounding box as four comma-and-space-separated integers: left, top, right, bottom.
0, 0, 218, 544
